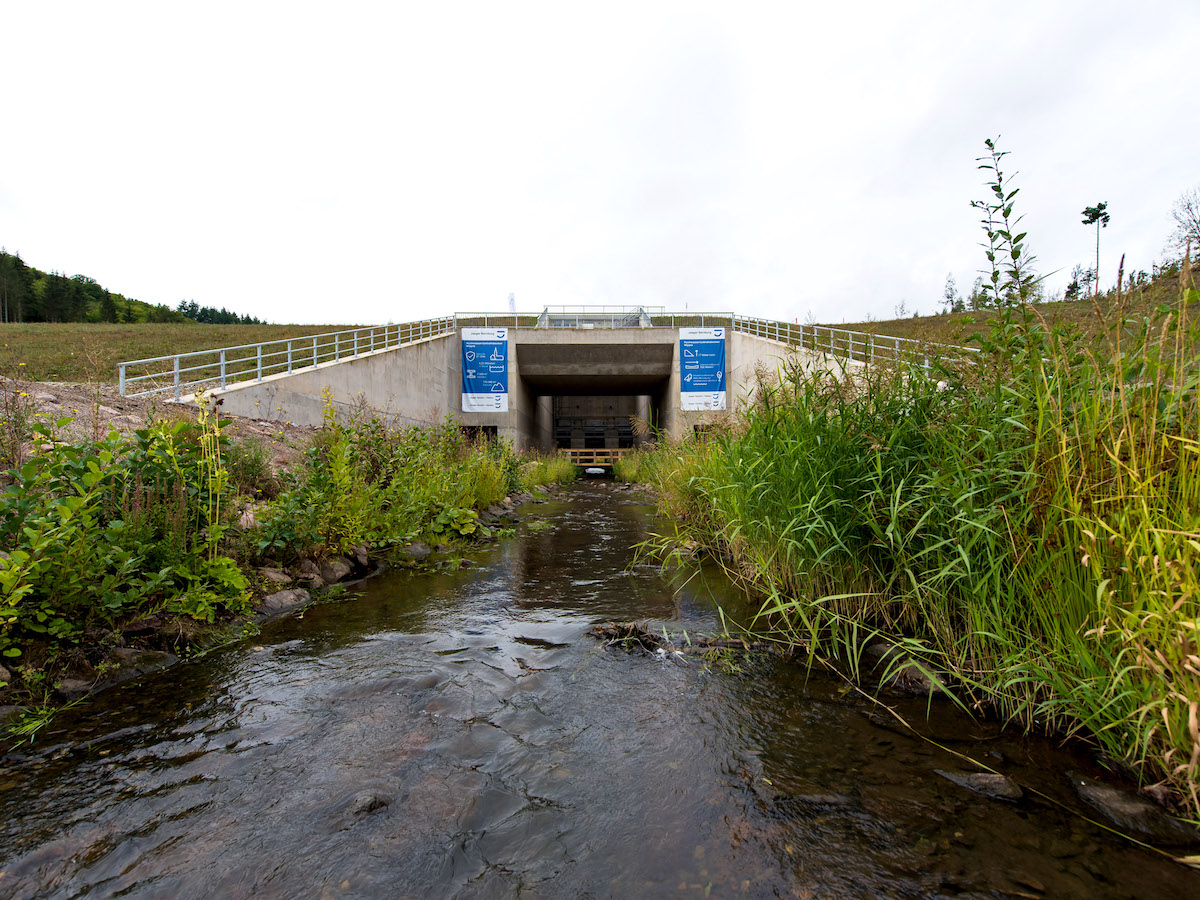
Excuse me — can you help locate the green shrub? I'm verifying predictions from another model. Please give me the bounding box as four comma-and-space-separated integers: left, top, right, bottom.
0, 413, 249, 659
225, 436, 278, 499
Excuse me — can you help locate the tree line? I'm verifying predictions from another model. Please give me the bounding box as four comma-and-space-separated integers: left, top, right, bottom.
0, 250, 262, 325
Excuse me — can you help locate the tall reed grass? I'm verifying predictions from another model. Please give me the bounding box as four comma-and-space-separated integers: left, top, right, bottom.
634, 262, 1200, 817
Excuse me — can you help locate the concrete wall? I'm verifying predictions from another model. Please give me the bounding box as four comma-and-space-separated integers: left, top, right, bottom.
202, 326, 858, 448
206, 334, 456, 427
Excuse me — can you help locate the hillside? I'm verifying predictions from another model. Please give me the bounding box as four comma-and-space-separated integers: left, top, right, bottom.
0, 323, 355, 383
0, 249, 262, 325
830, 265, 1196, 349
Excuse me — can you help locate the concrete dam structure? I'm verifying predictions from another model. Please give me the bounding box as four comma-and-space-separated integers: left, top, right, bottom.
204, 313, 808, 453
120, 307, 934, 456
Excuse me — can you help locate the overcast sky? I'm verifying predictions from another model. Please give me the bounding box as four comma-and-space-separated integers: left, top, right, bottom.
2, 1, 1197, 325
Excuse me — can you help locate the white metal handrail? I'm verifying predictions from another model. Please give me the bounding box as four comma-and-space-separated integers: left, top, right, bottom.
119, 317, 456, 399
728, 315, 979, 370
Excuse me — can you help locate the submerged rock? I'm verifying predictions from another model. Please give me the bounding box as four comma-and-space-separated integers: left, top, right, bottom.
861, 641, 950, 697
935, 769, 1023, 801
258, 588, 312, 615
395, 541, 432, 563
55, 677, 94, 700
1068, 771, 1200, 845
109, 648, 177, 676
55, 648, 179, 700
349, 791, 391, 816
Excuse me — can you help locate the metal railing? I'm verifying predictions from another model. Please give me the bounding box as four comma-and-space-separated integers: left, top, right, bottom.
119, 318, 456, 399
730, 315, 978, 370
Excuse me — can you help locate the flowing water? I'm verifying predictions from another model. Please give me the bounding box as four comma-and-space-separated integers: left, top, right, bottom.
1, 482, 1197, 898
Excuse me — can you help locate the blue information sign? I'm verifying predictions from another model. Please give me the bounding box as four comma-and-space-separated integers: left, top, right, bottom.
679, 327, 727, 410
462, 327, 509, 412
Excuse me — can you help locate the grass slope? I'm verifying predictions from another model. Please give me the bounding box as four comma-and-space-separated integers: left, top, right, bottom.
830, 278, 1181, 348
0, 323, 355, 383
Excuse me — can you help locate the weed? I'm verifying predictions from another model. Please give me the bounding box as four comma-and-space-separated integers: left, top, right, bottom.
626, 141, 1200, 817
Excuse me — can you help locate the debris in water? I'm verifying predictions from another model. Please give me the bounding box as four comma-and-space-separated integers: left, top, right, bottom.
590, 621, 664, 652
589, 622, 785, 658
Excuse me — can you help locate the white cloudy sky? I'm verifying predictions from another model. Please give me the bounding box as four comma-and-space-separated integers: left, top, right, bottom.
2, 1, 1197, 325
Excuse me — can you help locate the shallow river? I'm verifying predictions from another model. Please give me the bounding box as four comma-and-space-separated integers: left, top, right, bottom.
1, 482, 1197, 898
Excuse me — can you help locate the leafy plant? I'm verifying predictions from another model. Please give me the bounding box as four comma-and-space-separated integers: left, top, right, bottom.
970, 137, 1039, 307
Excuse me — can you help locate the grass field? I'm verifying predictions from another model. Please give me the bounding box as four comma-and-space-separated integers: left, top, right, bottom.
831, 276, 1181, 347
0, 323, 356, 383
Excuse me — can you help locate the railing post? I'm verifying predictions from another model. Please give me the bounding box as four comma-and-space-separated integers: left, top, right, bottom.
220, 349, 227, 389
256, 344, 263, 381
119, 363, 127, 396
287, 340, 293, 373
335, 333, 340, 361
353, 330, 358, 357
173, 356, 181, 401
869, 334, 874, 365
313, 336, 319, 367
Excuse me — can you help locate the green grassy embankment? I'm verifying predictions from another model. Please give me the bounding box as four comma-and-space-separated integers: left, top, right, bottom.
0, 323, 356, 383
834, 276, 1181, 348
619, 272, 1200, 820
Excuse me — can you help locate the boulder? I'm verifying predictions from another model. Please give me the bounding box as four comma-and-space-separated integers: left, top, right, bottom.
258, 588, 312, 615
121, 615, 163, 637
294, 559, 325, 587
395, 541, 432, 563
861, 640, 949, 697
56, 677, 94, 700
238, 504, 262, 529
320, 558, 353, 584
1069, 772, 1200, 844
935, 769, 1022, 801
109, 647, 176, 675
352, 544, 370, 567
259, 567, 293, 585
0, 666, 10, 684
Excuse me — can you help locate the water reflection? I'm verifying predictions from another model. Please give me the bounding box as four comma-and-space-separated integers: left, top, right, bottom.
0, 482, 1195, 898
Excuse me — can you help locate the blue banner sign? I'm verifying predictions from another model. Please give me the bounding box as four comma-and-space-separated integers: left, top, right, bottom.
679, 327, 727, 410
461, 327, 509, 412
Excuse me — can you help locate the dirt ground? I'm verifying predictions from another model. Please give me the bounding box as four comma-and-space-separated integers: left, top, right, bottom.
2, 378, 319, 471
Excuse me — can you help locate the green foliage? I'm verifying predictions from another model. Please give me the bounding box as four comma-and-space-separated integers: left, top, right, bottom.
627, 156, 1200, 816
253, 413, 544, 561
524, 452, 579, 487
0, 412, 250, 658
970, 138, 1039, 307
225, 435, 278, 499
431, 506, 485, 538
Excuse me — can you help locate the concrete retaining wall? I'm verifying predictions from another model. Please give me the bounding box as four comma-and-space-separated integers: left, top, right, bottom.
202, 327, 860, 448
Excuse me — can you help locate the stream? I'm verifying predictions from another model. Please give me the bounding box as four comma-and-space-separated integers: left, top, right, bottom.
0, 481, 1197, 898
